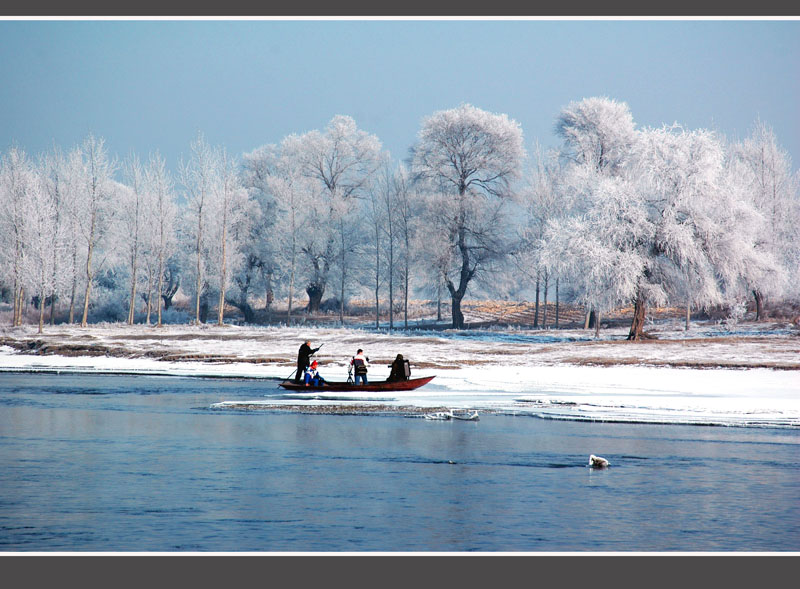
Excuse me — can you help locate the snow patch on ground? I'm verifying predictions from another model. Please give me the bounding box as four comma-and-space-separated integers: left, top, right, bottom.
1, 322, 798, 428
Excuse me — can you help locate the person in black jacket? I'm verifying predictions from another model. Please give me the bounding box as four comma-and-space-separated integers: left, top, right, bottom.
387, 354, 409, 382
295, 341, 321, 383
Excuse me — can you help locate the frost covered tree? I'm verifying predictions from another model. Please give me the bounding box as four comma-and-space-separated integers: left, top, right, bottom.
75, 134, 117, 327
142, 152, 177, 326
56, 147, 86, 324
120, 154, 147, 325
391, 164, 421, 328
39, 146, 80, 325
206, 147, 253, 325
541, 165, 642, 338
242, 141, 314, 324
731, 119, 798, 318
554, 97, 637, 329
292, 115, 384, 319
0, 147, 33, 326
628, 125, 784, 338
514, 143, 564, 328
239, 144, 278, 322
365, 173, 387, 328
20, 166, 70, 333
369, 161, 417, 329
555, 96, 636, 174
179, 132, 216, 324
545, 121, 776, 340
410, 103, 525, 329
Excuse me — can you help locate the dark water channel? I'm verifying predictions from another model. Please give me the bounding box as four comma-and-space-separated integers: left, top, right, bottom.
1, 372, 798, 552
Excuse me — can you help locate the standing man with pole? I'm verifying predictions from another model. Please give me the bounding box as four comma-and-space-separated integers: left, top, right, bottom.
295, 341, 322, 383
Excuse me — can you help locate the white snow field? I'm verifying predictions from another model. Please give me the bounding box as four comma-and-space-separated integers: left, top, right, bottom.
1, 321, 798, 428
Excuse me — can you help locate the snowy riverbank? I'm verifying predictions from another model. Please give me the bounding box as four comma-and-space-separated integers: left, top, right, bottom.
1, 321, 798, 428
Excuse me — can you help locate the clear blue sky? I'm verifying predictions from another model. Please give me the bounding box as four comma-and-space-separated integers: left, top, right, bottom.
1, 19, 798, 173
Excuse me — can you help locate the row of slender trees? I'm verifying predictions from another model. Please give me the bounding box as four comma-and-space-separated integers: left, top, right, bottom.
1, 98, 798, 338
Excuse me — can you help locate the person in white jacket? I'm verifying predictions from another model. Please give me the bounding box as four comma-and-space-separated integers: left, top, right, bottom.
349, 349, 370, 385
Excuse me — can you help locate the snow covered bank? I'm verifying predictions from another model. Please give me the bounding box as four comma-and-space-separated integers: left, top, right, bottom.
209, 364, 800, 428
1, 322, 798, 428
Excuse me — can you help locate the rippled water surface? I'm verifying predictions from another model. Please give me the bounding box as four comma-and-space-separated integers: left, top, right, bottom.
1, 372, 798, 551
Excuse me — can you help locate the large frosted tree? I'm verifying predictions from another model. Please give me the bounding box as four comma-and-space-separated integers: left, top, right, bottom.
731, 119, 798, 318
410, 103, 525, 329
545, 121, 775, 340
555, 96, 637, 329
292, 115, 384, 318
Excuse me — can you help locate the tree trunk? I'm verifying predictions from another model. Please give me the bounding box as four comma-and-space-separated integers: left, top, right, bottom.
306, 283, 324, 313
265, 270, 273, 324
403, 235, 410, 329
555, 277, 559, 329
584, 308, 591, 330
127, 262, 138, 325
447, 220, 475, 330
127, 202, 140, 325
685, 301, 691, 331
339, 221, 346, 326
12, 234, 21, 326
542, 271, 549, 329
627, 291, 647, 341
69, 246, 77, 324
217, 202, 228, 327
81, 184, 98, 328
339, 278, 345, 326
49, 239, 59, 325
81, 236, 94, 327
161, 270, 178, 312
375, 227, 380, 330
11, 285, 25, 327
156, 258, 164, 327
199, 291, 209, 324
145, 271, 153, 325
229, 295, 255, 324
287, 261, 294, 324
450, 292, 465, 330
436, 282, 442, 322
217, 282, 226, 325
287, 210, 296, 325
194, 208, 204, 325
753, 290, 764, 322
155, 205, 164, 327
533, 272, 540, 328
388, 252, 394, 331
80, 280, 92, 327
38, 294, 45, 334
595, 310, 601, 338
403, 267, 409, 329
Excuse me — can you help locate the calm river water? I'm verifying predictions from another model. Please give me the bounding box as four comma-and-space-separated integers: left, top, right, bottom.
1, 372, 798, 552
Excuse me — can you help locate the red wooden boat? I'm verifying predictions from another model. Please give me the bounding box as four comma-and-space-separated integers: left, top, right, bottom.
279, 375, 435, 393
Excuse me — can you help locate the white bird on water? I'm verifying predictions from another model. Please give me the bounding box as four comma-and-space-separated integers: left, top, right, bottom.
589, 454, 610, 468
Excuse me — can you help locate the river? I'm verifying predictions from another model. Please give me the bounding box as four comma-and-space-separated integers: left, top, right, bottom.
1, 372, 798, 552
